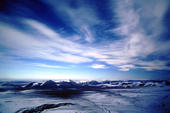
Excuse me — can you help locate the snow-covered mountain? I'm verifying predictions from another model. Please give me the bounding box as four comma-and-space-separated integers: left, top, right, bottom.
23, 80, 79, 89
21, 80, 170, 89
0, 80, 170, 113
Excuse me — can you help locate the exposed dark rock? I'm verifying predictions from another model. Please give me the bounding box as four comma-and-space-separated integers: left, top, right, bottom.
15, 103, 74, 113
41, 80, 57, 88
24, 82, 37, 88
37, 88, 82, 98
165, 81, 170, 85
0, 88, 6, 92
1, 80, 169, 92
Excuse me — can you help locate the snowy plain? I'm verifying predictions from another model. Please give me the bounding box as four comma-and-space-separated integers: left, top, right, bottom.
0, 80, 170, 113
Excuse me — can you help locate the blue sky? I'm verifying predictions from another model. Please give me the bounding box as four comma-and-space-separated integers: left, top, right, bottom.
0, 0, 170, 80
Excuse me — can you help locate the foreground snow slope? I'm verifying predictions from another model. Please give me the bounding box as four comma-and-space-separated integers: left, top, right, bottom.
0, 80, 169, 113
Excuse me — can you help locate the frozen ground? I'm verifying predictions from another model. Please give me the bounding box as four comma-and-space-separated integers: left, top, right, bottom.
0, 80, 170, 113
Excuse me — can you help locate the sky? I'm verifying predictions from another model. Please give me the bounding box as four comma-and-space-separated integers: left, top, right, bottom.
0, 0, 170, 80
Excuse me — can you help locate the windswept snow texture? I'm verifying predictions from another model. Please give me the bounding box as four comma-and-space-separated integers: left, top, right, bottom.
0, 80, 170, 113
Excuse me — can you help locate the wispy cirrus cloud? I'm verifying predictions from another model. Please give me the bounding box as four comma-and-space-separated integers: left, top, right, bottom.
102, 0, 170, 71
0, 0, 170, 73
44, 0, 98, 43
0, 21, 92, 64
118, 64, 135, 71
33, 63, 65, 69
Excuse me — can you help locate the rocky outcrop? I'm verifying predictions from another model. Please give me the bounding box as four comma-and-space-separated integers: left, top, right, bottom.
15, 103, 74, 113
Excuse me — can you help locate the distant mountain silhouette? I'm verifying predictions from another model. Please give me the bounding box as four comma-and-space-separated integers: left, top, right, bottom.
22, 80, 169, 90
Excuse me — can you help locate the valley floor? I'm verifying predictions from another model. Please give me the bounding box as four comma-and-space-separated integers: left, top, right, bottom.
0, 86, 170, 113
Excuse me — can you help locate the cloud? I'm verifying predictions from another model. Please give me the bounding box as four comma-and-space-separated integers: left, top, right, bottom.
44, 0, 98, 43
117, 60, 170, 71
33, 63, 64, 69
118, 64, 135, 71
101, 0, 170, 71
80, 25, 94, 43
135, 60, 170, 71
90, 64, 107, 69
0, 21, 92, 64
0, 0, 170, 72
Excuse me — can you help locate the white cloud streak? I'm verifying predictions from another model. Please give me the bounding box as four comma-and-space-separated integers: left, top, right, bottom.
90, 64, 107, 69
81, 25, 94, 43
0, 21, 92, 64
0, 0, 170, 71
45, 0, 97, 43
33, 63, 64, 69
118, 64, 135, 71
103, 0, 170, 71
